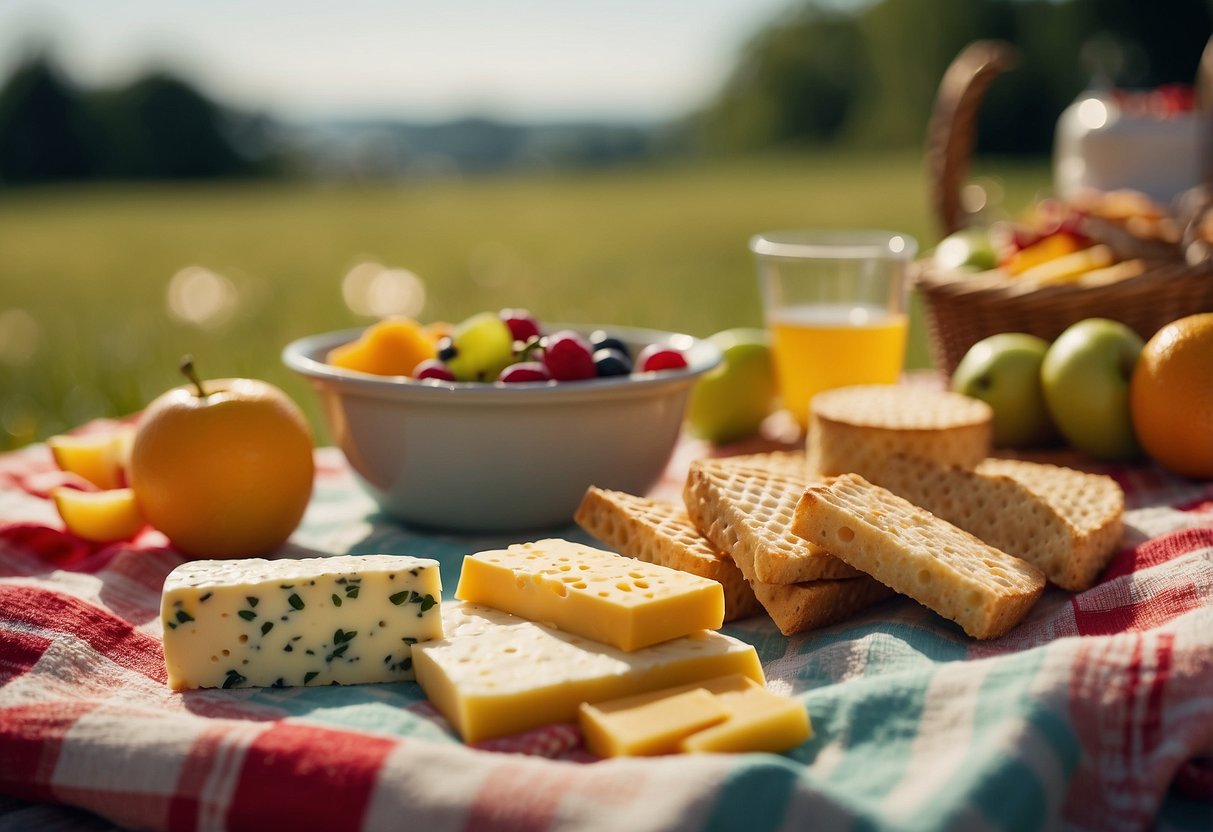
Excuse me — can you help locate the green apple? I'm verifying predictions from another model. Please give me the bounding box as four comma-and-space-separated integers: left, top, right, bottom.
686, 328, 776, 444
1041, 318, 1144, 461
933, 227, 999, 272
951, 333, 1057, 448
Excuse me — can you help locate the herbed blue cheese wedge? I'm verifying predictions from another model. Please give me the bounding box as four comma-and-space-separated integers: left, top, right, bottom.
161, 555, 442, 690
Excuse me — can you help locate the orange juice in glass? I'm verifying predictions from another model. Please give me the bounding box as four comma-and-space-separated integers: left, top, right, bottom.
751, 230, 916, 428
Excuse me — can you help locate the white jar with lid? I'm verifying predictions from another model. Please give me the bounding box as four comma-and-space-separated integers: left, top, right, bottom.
1053, 88, 1203, 205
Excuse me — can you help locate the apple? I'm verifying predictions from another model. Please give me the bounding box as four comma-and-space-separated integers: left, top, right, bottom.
686, 328, 776, 444
129, 358, 315, 558
933, 227, 998, 272
1041, 318, 1144, 461
951, 333, 1057, 448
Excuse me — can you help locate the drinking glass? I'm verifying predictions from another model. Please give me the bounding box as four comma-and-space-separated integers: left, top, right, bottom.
750, 229, 917, 428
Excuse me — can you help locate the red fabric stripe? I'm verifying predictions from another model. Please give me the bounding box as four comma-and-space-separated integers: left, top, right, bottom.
0, 523, 99, 569
0, 585, 166, 683
1142, 632, 1173, 755
1100, 526, 1213, 583
0, 700, 99, 802
0, 627, 50, 685
168, 724, 239, 832
1071, 584, 1202, 636
225, 723, 394, 832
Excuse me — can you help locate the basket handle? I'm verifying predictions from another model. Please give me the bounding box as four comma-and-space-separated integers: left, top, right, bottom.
926, 40, 1019, 237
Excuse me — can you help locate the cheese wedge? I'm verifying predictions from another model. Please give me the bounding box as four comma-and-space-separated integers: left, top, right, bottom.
161, 555, 442, 690
413, 602, 764, 743
455, 539, 724, 651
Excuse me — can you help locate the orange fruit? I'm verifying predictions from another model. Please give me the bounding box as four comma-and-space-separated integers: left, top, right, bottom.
129, 365, 314, 558
1130, 313, 1213, 479
327, 317, 437, 377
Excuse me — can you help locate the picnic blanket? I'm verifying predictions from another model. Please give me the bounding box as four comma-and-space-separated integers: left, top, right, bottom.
0, 421, 1211, 832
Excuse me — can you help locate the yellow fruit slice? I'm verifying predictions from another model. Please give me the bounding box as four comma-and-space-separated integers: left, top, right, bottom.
1004, 233, 1083, 276
326, 318, 438, 377
1016, 244, 1113, 286
47, 427, 135, 490
52, 487, 145, 543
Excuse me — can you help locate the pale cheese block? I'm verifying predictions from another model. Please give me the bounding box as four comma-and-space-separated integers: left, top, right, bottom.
683, 458, 859, 584
455, 539, 724, 651
412, 602, 764, 743
574, 486, 762, 622
792, 474, 1045, 640
579, 674, 811, 757
866, 454, 1125, 591
806, 385, 992, 478
161, 555, 442, 690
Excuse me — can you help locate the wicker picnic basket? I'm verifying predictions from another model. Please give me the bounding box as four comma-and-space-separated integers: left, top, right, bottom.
916, 38, 1213, 376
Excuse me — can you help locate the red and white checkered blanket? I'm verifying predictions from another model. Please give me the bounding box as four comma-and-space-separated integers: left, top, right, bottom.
1, 422, 1211, 831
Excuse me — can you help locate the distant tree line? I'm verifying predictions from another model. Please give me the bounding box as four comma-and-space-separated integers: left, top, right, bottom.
0, 53, 279, 184
1, 0, 1210, 184
692, 0, 1213, 154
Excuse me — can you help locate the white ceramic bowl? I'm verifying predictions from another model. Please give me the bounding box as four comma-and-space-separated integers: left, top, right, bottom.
283, 324, 720, 532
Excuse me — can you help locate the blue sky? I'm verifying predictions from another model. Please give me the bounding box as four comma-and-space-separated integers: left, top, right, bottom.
0, 0, 804, 122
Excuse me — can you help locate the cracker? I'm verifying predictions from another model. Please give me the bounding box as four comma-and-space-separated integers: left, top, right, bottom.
683, 458, 859, 584
865, 454, 1123, 591
750, 577, 895, 637
574, 487, 762, 622
807, 385, 992, 478
792, 474, 1045, 640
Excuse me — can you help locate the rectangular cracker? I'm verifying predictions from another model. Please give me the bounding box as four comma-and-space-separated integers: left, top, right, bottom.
750, 578, 894, 637
866, 454, 1124, 591
574, 487, 763, 622
791, 474, 1045, 640
683, 457, 859, 584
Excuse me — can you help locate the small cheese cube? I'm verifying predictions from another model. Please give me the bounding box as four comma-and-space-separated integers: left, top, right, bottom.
579, 675, 812, 757
161, 555, 442, 690
680, 676, 811, 754
413, 602, 763, 743
579, 688, 728, 757
454, 538, 725, 651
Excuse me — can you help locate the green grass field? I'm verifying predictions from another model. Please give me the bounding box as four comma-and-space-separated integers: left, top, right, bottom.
0, 151, 1049, 449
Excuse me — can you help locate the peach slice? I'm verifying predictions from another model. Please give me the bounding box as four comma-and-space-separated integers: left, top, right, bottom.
326, 318, 438, 377
47, 427, 135, 490
52, 486, 145, 543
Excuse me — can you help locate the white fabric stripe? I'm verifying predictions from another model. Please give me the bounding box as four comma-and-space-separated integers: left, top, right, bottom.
879, 658, 993, 816
364, 740, 737, 832
198, 720, 266, 832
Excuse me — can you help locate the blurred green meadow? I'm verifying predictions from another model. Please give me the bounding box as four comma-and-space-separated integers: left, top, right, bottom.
0, 151, 1049, 450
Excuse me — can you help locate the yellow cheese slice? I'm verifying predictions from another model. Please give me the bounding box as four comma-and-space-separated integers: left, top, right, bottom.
413, 602, 763, 743
454, 538, 725, 651
579, 674, 811, 757
679, 677, 811, 754
579, 687, 729, 757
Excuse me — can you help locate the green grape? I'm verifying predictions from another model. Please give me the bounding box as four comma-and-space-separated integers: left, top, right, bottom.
442, 312, 515, 381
